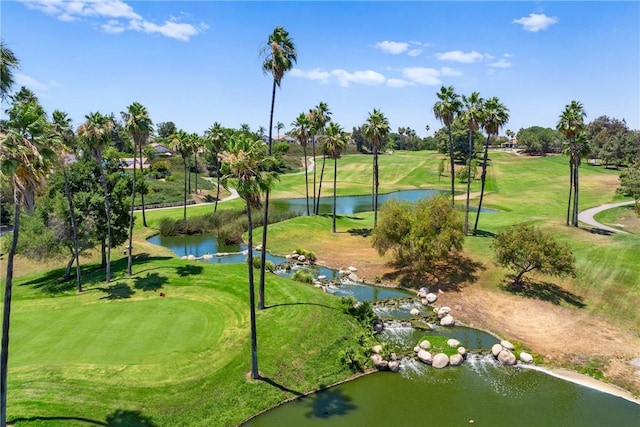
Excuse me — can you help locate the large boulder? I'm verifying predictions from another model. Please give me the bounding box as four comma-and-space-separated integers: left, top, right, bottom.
410, 308, 421, 316
491, 343, 504, 357
426, 293, 438, 304
420, 298, 429, 306
440, 314, 455, 326
417, 349, 432, 364
373, 319, 384, 334
348, 273, 359, 282
500, 340, 515, 350
449, 354, 464, 366
457, 347, 467, 357
432, 353, 449, 369
419, 340, 431, 350
447, 338, 461, 348
371, 354, 389, 370
372, 345, 383, 354
388, 360, 401, 372
436, 306, 451, 319
498, 349, 517, 366
519, 352, 534, 364
348, 266, 358, 272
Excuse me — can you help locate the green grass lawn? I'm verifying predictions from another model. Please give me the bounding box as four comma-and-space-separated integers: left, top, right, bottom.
4, 149, 640, 425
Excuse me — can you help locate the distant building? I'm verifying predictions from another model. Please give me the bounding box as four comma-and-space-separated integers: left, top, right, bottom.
122, 157, 151, 170
501, 138, 518, 149
150, 143, 173, 156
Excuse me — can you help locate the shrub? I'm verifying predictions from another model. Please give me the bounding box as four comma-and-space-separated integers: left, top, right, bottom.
292, 269, 314, 284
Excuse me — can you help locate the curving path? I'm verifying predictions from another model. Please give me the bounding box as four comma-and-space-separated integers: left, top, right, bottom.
577, 200, 635, 235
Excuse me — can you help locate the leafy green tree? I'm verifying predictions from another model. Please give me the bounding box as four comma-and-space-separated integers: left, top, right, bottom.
321, 122, 348, 232
0, 41, 19, 101
220, 134, 276, 380
310, 103, 332, 214
493, 223, 576, 285
433, 86, 462, 206
461, 92, 484, 235
170, 130, 195, 221
156, 121, 177, 139
122, 102, 153, 275
517, 126, 561, 156
474, 97, 509, 235
204, 122, 228, 213
587, 116, 638, 168
291, 113, 312, 215
618, 161, 640, 213
260, 26, 297, 310
0, 96, 58, 426
557, 100, 588, 227
372, 195, 464, 270
363, 109, 390, 227
77, 111, 115, 282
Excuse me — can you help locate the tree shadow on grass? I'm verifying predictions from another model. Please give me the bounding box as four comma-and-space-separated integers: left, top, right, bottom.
304, 389, 357, 419
259, 376, 303, 396
133, 272, 168, 291
8, 416, 106, 425
175, 264, 203, 277
266, 302, 337, 310
472, 229, 496, 238
501, 276, 586, 308
382, 255, 485, 291
347, 228, 372, 238
105, 409, 157, 426
99, 283, 135, 300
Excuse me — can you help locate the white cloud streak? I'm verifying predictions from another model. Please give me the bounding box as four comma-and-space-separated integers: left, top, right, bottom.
15, 73, 58, 92
489, 59, 512, 68
20, 0, 205, 41
435, 50, 486, 63
374, 41, 409, 54
386, 78, 414, 88
292, 68, 386, 87
513, 13, 559, 32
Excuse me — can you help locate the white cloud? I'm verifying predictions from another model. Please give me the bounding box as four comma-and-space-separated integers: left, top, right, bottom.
374, 41, 409, 55
489, 59, 512, 68
332, 69, 386, 87
290, 68, 331, 83
14, 73, 58, 92
513, 13, 559, 32
402, 67, 441, 86
436, 50, 486, 63
503, 53, 514, 58
440, 67, 463, 77
20, 0, 205, 41
386, 78, 414, 88
407, 49, 422, 57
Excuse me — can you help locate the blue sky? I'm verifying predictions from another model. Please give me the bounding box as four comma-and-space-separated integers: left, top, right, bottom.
2, 1, 639, 137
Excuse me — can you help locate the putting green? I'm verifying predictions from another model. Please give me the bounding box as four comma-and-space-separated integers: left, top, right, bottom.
9, 291, 243, 385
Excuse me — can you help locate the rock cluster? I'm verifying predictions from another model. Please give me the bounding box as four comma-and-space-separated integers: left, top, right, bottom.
490, 340, 533, 365
413, 338, 468, 369
370, 346, 400, 372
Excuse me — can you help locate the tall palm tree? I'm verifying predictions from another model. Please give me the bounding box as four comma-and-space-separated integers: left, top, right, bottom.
557, 100, 587, 226
205, 122, 227, 213
259, 26, 296, 310
219, 134, 276, 380
473, 97, 509, 235
276, 121, 285, 140
1, 41, 19, 101
191, 133, 202, 195
77, 112, 115, 283
310, 102, 332, 214
52, 110, 83, 291
321, 122, 348, 232
291, 113, 312, 215
363, 109, 390, 228
122, 102, 153, 276
1, 98, 57, 426
433, 86, 462, 206
170, 130, 194, 221
461, 91, 484, 235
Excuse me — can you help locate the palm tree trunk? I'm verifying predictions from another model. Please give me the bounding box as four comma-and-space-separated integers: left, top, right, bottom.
246, 202, 260, 379
473, 136, 491, 235
0, 194, 20, 426
573, 163, 580, 227
188, 157, 192, 194
333, 157, 338, 233
373, 146, 379, 227
303, 144, 310, 216
315, 154, 326, 215
194, 152, 198, 194
101, 239, 106, 268
139, 144, 147, 227
448, 123, 456, 206
97, 154, 112, 283
464, 131, 473, 235
312, 136, 317, 214
566, 159, 574, 226
63, 167, 82, 291
127, 147, 137, 276
214, 161, 221, 213
183, 158, 188, 221
259, 78, 278, 310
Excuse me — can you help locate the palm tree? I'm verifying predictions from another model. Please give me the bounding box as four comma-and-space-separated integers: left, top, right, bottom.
276, 121, 285, 140
51, 110, 83, 291
219, 134, 276, 380
291, 113, 312, 215
170, 130, 194, 221
1, 98, 57, 425
77, 112, 115, 283
363, 109, 390, 227
122, 102, 153, 276
473, 97, 509, 235
321, 122, 348, 232
461, 91, 484, 235
310, 102, 332, 214
259, 26, 297, 310
205, 122, 227, 213
433, 86, 462, 206
557, 100, 587, 226
1, 41, 19, 101
190, 133, 202, 195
